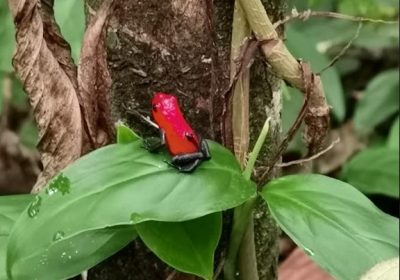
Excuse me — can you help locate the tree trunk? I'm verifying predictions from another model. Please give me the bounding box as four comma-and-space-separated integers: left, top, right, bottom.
85, 0, 285, 279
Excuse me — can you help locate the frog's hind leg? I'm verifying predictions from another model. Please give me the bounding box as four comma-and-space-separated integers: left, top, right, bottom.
200, 139, 211, 160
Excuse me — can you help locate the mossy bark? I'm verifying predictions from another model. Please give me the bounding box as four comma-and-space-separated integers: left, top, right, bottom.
84, 0, 285, 279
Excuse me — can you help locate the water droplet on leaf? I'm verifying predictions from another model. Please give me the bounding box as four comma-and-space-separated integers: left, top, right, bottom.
46, 173, 71, 195
53, 231, 65, 241
130, 213, 142, 223
27, 196, 42, 217
304, 247, 314, 256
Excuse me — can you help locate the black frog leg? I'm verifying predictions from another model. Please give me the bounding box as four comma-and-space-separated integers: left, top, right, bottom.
169, 158, 201, 173
180, 159, 201, 172
143, 129, 166, 152
171, 152, 204, 165
169, 152, 204, 173
185, 133, 211, 160
199, 139, 211, 160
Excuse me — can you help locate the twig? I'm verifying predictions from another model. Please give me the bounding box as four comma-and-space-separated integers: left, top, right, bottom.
278, 138, 340, 167
123, 104, 159, 129
318, 22, 363, 75
273, 9, 398, 29
80, 270, 88, 280
259, 62, 313, 183
224, 117, 271, 280
213, 257, 225, 280
166, 270, 177, 280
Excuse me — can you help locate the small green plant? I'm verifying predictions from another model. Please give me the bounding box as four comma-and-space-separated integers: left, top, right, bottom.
1, 124, 398, 280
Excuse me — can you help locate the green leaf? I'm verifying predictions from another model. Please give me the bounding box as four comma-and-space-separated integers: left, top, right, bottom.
341, 147, 399, 198
137, 213, 222, 280
19, 119, 39, 149
353, 23, 399, 50
10, 225, 137, 280
0, 73, 4, 113
338, 0, 380, 18
0, 2, 15, 72
286, 26, 345, 121
0, 194, 34, 280
339, 0, 399, 18
54, 0, 85, 62
354, 69, 399, 134
1, 196, 137, 280
388, 117, 399, 150
116, 122, 141, 144
282, 84, 306, 153
7, 141, 256, 279
10, 74, 29, 110
261, 174, 399, 280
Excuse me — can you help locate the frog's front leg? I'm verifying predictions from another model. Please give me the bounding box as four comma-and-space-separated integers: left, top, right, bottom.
143, 129, 165, 152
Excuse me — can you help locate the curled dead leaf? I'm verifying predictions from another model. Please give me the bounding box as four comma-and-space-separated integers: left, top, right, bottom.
9, 0, 85, 192
8, 0, 114, 192
78, 0, 115, 148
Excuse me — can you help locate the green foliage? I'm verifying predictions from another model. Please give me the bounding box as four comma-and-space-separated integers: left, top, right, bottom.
9, 224, 137, 280
352, 23, 399, 50
9, 74, 28, 111
0, 2, 15, 72
286, 26, 345, 121
6, 134, 255, 279
282, 84, 306, 153
116, 122, 141, 143
341, 147, 399, 198
354, 69, 399, 135
261, 174, 399, 280
1, 1, 399, 279
0, 194, 34, 280
137, 213, 222, 280
18, 120, 39, 149
54, 0, 85, 62
338, 0, 399, 18
388, 117, 399, 150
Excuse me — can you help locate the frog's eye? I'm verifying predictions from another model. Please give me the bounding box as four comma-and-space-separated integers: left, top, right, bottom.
152, 104, 159, 112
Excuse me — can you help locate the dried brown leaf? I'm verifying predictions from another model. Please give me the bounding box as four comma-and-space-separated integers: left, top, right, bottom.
8, 0, 87, 192
231, 2, 251, 168
78, 0, 115, 148
8, 0, 115, 192
315, 122, 364, 173
303, 74, 330, 156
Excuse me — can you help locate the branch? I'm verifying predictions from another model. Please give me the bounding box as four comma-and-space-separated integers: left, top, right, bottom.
273, 9, 398, 29
259, 62, 313, 182
238, 0, 331, 169
318, 22, 363, 75
278, 138, 340, 167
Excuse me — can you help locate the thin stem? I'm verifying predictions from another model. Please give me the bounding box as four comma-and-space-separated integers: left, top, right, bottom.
224, 117, 271, 280
273, 9, 398, 29
242, 117, 271, 180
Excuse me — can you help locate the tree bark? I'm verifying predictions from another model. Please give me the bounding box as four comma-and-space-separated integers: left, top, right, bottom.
85, 0, 285, 279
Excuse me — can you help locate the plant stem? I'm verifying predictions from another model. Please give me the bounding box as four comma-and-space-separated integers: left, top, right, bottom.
242, 117, 271, 180
224, 117, 271, 280
231, 0, 251, 168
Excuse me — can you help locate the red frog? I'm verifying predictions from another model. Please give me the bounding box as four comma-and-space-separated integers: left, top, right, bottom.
148, 92, 211, 172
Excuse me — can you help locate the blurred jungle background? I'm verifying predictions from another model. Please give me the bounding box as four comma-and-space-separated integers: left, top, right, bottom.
0, 0, 398, 279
